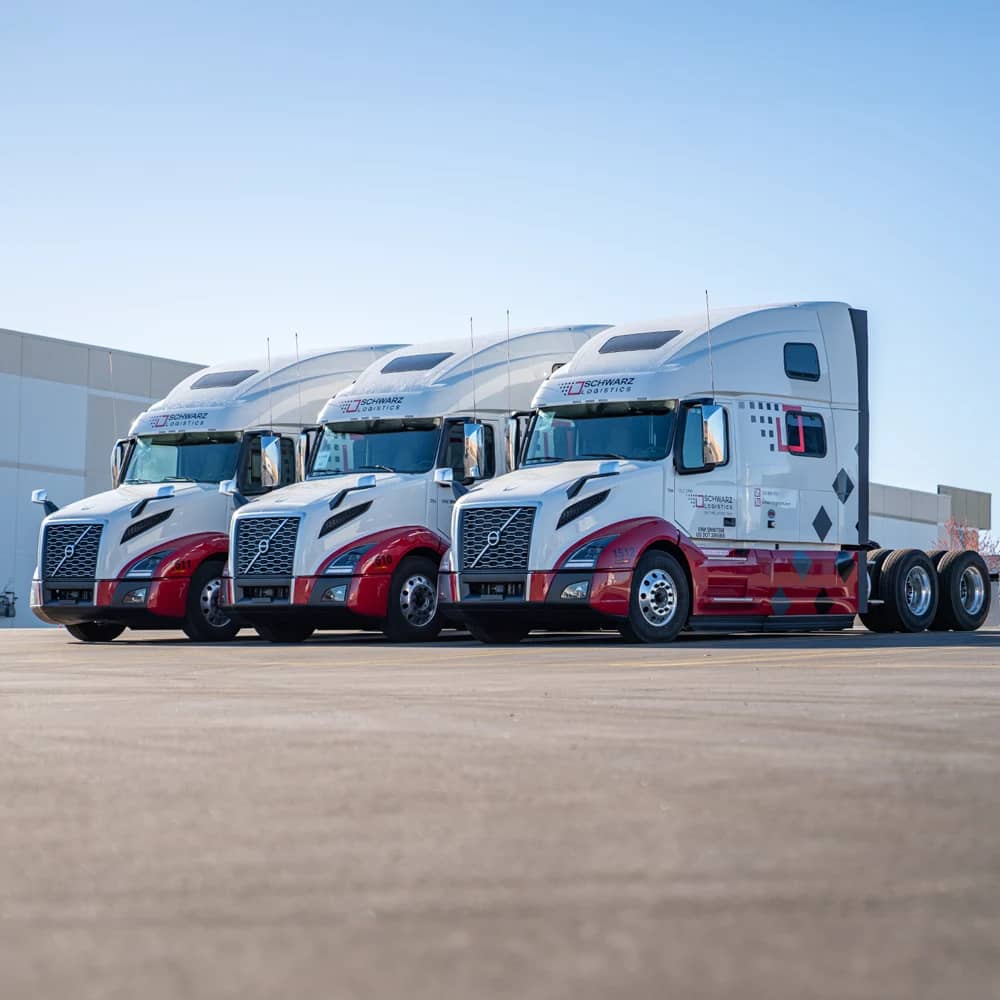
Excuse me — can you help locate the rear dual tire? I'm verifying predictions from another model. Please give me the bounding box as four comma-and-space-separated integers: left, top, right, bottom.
930, 550, 991, 631
860, 548, 938, 633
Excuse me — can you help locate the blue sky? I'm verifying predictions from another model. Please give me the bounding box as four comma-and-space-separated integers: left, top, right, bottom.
2, 1, 998, 518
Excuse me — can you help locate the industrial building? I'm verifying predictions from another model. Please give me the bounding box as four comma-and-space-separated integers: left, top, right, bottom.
0, 326, 994, 628
0, 327, 202, 625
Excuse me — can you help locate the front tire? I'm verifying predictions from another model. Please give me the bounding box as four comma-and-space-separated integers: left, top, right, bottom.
619, 550, 690, 644
65, 622, 125, 642
382, 555, 443, 642
182, 561, 240, 642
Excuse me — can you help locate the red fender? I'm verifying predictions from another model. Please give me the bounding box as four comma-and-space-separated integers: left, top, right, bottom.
99, 532, 229, 618
297, 526, 449, 618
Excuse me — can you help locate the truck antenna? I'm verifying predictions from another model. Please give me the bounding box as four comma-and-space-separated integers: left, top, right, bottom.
469, 316, 478, 421
266, 336, 274, 431
505, 308, 513, 414
705, 289, 716, 397
294, 332, 303, 421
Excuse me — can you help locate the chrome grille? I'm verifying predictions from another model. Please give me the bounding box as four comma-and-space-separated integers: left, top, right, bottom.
460, 506, 535, 571
43, 522, 103, 579
234, 517, 299, 576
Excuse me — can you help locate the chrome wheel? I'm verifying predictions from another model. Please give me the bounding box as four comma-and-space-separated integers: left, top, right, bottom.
637, 568, 677, 628
904, 565, 933, 618
399, 574, 436, 629
959, 566, 986, 615
200, 576, 230, 628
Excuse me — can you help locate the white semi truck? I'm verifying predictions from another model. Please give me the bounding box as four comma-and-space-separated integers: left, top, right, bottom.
30, 345, 401, 642
439, 303, 993, 643
222, 324, 609, 642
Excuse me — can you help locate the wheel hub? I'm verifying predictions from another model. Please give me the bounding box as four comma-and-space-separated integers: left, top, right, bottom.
200, 576, 231, 629
400, 574, 436, 628
637, 568, 677, 628
959, 566, 985, 615
903, 565, 933, 617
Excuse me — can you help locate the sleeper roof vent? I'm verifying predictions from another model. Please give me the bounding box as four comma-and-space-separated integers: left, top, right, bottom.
598, 330, 681, 354
191, 369, 258, 389
380, 351, 454, 374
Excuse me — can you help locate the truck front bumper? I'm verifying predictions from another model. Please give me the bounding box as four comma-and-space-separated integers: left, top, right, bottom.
31, 577, 187, 628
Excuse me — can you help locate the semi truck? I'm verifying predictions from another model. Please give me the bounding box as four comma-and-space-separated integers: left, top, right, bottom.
222, 324, 609, 642
438, 303, 993, 643
30, 344, 401, 642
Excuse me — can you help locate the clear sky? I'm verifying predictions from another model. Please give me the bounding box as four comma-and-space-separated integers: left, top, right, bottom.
2, 1, 998, 520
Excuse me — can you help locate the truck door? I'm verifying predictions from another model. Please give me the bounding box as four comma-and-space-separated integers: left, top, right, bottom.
672, 401, 766, 613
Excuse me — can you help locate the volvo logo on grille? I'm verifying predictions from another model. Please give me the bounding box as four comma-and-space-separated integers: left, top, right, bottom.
64, 544, 75, 559
486, 530, 501, 547
257, 538, 270, 555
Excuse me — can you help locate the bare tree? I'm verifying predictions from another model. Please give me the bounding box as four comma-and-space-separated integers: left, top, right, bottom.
935, 516, 1000, 573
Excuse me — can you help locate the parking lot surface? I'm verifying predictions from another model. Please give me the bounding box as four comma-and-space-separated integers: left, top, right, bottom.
1, 626, 999, 1000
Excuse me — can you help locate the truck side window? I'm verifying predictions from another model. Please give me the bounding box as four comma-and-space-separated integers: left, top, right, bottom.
784, 343, 820, 381
677, 403, 728, 474
442, 422, 495, 481
783, 412, 826, 457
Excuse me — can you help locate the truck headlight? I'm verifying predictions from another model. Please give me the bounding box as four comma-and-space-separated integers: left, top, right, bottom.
323, 544, 375, 575
563, 535, 618, 570
124, 549, 173, 578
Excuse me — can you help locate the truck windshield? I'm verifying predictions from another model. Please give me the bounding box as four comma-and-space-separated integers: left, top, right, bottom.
123, 433, 242, 484
311, 420, 441, 476
523, 401, 676, 464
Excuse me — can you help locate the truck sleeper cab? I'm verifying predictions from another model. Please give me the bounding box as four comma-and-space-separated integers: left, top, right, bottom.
222, 324, 610, 643
30, 345, 402, 642
439, 304, 991, 643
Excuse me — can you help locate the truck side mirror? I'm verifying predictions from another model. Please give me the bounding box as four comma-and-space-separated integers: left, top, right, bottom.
111, 438, 131, 488
31, 489, 59, 516
260, 435, 282, 489
504, 416, 520, 471
433, 467, 454, 487
296, 428, 320, 481
219, 479, 250, 508
463, 423, 485, 480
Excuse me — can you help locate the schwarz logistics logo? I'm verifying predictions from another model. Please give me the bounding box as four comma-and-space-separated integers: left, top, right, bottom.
558, 376, 636, 397
149, 411, 209, 429
338, 395, 405, 414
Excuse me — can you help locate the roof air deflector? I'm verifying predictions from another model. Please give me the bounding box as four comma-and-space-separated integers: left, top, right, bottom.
598, 331, 681, 354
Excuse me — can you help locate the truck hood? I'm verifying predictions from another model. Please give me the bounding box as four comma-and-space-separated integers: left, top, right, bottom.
229, 472, 433, 578
453, 460, 667, 571
37, 482, 232, 580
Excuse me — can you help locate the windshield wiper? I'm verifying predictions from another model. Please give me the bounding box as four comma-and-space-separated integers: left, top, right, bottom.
576, 452, 627, 461
124, 479, 153, 485
162, 476, 195, 482
523, 455, 563, 465
357, 464, 396, 473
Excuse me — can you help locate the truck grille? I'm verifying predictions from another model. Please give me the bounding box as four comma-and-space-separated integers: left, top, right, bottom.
43, 523, 103, 579
460, 506, 535, 571
234, 517, 299, 576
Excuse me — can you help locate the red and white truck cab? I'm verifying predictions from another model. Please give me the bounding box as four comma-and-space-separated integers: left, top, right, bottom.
439, 303, 992, 642
222, 324, 608, 642
30, 345, 400, 642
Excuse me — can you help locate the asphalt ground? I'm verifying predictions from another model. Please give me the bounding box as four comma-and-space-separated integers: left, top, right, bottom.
1, 626, 999, 1000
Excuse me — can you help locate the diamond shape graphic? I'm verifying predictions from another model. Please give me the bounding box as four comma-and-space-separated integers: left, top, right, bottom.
792, 551, 812, 579
833, 468, 855, 504
771, 588, 790, 615
836, 551, 855, 582
812, 506, 833, 542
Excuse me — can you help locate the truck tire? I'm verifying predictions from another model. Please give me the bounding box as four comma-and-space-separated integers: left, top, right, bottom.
930, 550, 991, 631
182, 561, 240, 642
65, 622, 125, 642
382, 555, 443, 642
255, 621, 315, 643
619, 550, 690, 643
877, 548, 939, 632
466, 622, 530, 644
927, 549, 948, 567
859, 548, 895, 632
